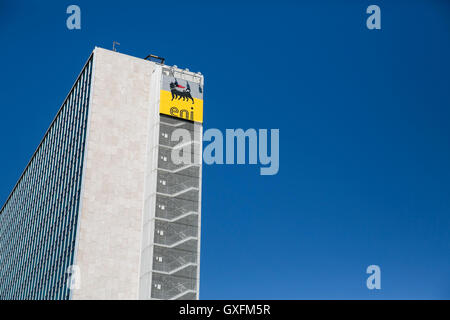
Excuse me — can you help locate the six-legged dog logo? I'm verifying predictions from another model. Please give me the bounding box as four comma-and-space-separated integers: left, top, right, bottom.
170, 80, 195, 104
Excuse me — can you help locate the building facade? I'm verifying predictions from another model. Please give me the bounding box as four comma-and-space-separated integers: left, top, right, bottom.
0, 48, 204, 300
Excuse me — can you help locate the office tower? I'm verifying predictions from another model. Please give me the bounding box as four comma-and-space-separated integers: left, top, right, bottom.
0, 48, 204, 300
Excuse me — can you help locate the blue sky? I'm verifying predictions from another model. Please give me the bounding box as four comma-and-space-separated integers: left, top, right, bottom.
1, 0, 449, 299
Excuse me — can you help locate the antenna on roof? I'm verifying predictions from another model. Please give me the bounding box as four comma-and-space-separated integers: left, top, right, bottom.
113, 41, 120, 52
145, 54, 165, 65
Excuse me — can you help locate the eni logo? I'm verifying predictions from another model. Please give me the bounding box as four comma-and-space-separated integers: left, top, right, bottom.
170, 106, 194, 121
170, 80, 194, 104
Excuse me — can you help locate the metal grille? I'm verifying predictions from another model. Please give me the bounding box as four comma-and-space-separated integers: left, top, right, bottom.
151, 115, 202, 300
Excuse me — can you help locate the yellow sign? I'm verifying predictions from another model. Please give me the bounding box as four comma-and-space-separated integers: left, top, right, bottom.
160, 90, 203, 123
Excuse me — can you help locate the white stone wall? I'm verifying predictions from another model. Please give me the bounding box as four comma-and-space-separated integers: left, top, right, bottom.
72, 48, 157, 299
138, 63, 161, 299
